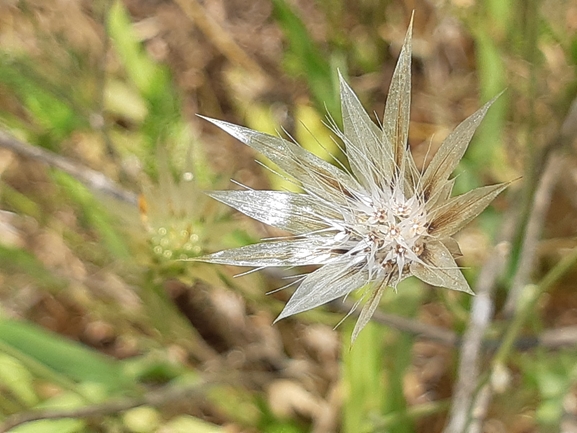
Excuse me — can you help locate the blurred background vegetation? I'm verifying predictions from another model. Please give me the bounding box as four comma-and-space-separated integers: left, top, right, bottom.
0, 0, 577, 432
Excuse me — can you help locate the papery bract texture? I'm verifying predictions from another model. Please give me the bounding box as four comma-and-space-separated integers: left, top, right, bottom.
193, 18, 508, 341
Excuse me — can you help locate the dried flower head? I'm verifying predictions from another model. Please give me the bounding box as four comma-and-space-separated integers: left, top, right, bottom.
194, 19, 508, 341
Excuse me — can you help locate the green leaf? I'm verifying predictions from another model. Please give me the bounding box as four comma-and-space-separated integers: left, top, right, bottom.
107, 1, 161, 99
0, 354, 38, 406
0, 55, 87, 144
0, 319, 136, 394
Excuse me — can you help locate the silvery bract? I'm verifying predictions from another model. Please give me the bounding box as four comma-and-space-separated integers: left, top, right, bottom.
194, 20, 508, 341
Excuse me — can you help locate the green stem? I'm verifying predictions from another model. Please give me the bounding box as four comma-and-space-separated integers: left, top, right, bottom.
494, 247, 577, 366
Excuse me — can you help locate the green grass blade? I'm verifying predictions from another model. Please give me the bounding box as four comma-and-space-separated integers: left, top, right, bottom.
0, 319, 136, 394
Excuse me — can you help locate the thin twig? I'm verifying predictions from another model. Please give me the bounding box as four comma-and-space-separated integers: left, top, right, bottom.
445, 95, 577, 433
336, 299, 577, 351
0, 378, 215, 433
502, 153, 563, 316
503, 96, 577, 316
442, 213, 516, 433
464, 153, 563, 432
467, 383, 493, 433
539, 326, 577, 349
465, 154, 573, 432
461, 246, 577, 433
332, 299, 458, 345
494, 246, 577, 368
0, 130, 137, 205
491, 152, 572, 369
463, 96, 577, 432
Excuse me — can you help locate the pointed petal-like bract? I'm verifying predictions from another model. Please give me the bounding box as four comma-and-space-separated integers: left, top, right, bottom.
275, 263, 369, 322
421, 95, 499, 201
199, 116, 360, 205
382, 15, 413, 171
206, 190, 329, 233
339, 72, 394, 188
410, 240, 473, 294
429, 182, 509, 238
425, 177, 455, 212
192, 237, 336, 267
441, 237, 463, 259
351, 282, 386, 343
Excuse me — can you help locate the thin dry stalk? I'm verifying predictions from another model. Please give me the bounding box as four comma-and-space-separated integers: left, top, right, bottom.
503, 153, 564, 316
448, 96, 577, 433
442, 213, 516, 433
504, 97, 577, 316
0, 378, 215, 433
0, 129, 137, 205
